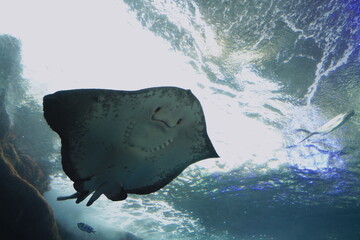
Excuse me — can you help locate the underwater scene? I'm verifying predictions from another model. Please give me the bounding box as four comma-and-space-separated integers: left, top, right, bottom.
0, 0, 359, 240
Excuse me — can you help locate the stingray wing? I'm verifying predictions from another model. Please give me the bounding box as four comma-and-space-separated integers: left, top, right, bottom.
44, 89, 127, 182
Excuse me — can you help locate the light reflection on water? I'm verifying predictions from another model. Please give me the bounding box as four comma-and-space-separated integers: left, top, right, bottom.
46, 174, 203, 240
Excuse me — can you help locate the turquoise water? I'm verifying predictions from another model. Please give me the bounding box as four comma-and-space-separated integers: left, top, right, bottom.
1, 0, 359, 239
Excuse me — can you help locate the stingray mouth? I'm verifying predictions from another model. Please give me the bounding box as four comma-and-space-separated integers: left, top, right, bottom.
122, 119, 175, 153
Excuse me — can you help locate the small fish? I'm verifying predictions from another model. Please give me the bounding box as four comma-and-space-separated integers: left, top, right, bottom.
77, 222, 96, 234
297, 110, 355, 143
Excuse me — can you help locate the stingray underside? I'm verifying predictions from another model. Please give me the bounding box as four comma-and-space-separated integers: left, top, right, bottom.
43, 87, 219, 205
44, 89, 130, 203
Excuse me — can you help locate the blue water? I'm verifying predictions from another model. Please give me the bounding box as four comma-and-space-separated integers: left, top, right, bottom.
1, 0, 359, 239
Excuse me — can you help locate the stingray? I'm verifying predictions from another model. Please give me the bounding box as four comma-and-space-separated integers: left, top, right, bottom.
296, 110, 355, 143
43, 87, 218, 206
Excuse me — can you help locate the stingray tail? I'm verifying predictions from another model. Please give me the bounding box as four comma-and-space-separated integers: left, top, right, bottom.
295, 128, 311, 134
294, 128, 315, 143
298, 133, 315, 143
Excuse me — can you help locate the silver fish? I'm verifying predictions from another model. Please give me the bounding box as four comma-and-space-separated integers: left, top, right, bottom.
77, 222, 96, 234
297, 110, 355, 143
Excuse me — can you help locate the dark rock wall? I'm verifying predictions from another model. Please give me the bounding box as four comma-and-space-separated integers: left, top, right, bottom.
0, 35, 62, 240
0, 142, 62, 240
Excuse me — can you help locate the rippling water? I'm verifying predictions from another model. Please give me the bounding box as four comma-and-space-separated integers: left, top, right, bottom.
1, 0, 359, 239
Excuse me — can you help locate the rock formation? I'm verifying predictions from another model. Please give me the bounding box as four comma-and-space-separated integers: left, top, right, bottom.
0, 35, 62, 240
